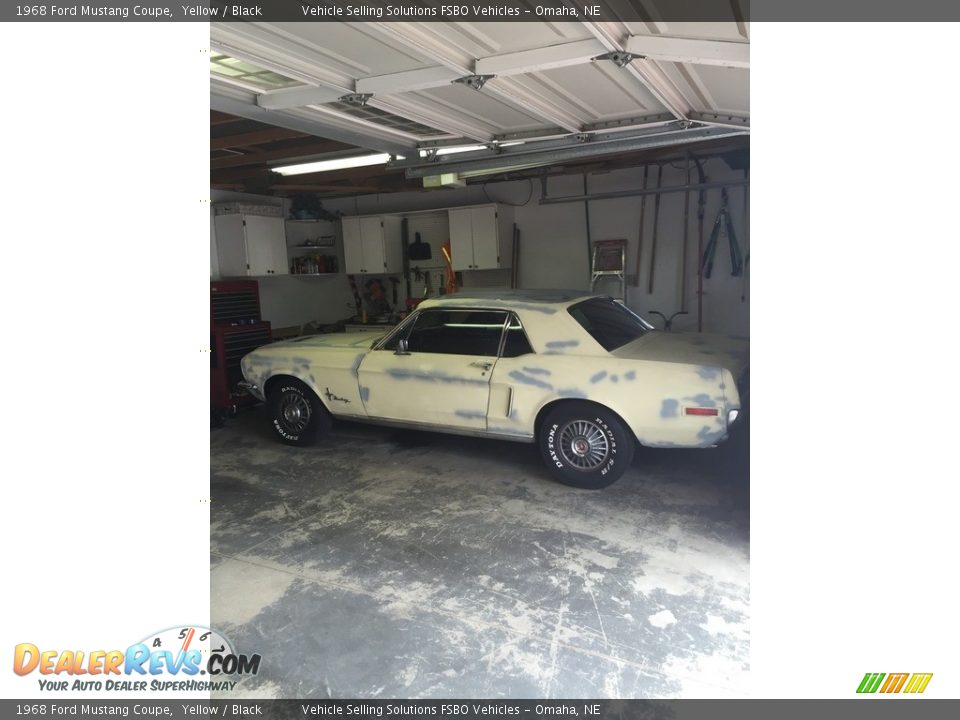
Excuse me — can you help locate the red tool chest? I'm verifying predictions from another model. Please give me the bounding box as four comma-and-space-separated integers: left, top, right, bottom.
211, 281, 271, 414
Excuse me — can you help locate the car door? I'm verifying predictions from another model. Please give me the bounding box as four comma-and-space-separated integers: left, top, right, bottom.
357, 309, 508, 430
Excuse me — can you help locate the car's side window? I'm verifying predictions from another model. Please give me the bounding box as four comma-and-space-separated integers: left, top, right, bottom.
406, 309, 507, 356
500, 314, 534, 358
379, 313, 417, 351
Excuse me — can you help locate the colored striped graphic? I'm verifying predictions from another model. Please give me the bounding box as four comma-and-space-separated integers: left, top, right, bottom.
904, 673, 934, 694
879, 673, 909, 693
857, 673, 885, 693
857, 672, 932, 694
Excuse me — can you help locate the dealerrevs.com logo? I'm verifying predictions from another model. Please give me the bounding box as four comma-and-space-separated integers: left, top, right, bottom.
13, 626, 260, 692
857, 672, 933, 694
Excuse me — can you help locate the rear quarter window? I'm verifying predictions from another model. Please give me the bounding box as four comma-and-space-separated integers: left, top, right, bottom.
568, 298, 650, 351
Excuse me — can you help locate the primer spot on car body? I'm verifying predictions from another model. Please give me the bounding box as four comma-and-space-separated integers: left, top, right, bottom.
522, 367, 551, 376
508, 370, 552, 390
697, 425, 727, 445
350, 354, 365, 377
455, 409, 486, 419
697, 366, 721, 380
661, 399, 679, 418
558, 388, 588, 399
590, 370, 608, 384
487, 425, 533, 437
359, 386, 370, 402
624, 370, 637, 381
545, 340, 580, 349
387, 368, 487, 386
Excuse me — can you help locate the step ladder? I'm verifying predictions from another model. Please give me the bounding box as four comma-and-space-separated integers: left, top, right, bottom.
590, 239, 627, 301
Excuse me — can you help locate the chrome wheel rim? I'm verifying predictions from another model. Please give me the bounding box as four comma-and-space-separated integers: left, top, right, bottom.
280, 392, 311, 433
558, 419, 609, 471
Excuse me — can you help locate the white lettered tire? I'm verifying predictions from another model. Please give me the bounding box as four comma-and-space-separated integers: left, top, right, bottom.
539, 402, 634, 489
268, 378, 332, 447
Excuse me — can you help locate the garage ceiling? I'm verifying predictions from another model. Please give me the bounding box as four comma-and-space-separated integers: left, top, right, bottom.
210, 20, 749, 194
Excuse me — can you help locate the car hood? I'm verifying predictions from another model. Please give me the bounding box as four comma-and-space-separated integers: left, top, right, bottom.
611, 331, 749, 376
267, 331, 384, 351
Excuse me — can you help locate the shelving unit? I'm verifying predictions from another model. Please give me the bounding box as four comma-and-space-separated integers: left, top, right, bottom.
285, 217, 341, 277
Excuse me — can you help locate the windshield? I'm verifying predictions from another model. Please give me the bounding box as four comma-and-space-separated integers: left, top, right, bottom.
568, 298, 653, 351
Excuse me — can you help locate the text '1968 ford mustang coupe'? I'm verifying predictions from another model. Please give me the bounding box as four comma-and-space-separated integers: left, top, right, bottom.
240, 291, 748, 489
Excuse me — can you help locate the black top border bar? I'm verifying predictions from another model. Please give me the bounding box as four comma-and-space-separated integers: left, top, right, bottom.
4, 0, 960, 22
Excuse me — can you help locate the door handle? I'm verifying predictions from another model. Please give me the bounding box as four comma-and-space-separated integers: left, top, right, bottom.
470, 360, 493, 371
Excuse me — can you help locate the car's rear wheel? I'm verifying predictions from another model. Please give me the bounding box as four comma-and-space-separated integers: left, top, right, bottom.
268, 378, 331, 446
539, 402, 634, 489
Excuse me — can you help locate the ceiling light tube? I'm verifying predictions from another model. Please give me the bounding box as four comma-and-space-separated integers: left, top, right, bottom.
273, 153, 392, 176
418, 141, 526, 158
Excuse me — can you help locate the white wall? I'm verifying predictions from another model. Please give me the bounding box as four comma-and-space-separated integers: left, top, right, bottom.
319, 158, 750, 336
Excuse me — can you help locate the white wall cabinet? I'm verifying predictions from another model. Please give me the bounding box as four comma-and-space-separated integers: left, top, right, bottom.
214, 210, 288, 277
448, 204, 514, 271
342, 215, 403, 274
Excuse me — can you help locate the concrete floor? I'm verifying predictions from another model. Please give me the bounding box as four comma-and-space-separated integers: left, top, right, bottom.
211, 407, 749, 699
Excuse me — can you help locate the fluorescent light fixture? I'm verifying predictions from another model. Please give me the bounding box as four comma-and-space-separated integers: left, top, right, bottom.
420, 144, 484, 158
273, 153, 392, 176
418, 141, 525, 158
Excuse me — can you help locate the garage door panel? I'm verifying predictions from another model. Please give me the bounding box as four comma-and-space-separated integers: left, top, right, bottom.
536, 63, 667, 119
264, 22, 434, 77
418, 85, 548, 133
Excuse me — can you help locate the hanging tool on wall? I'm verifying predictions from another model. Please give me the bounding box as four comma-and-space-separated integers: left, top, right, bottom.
441, 240, 457, 294
408, 231, 432, 260
701, 188, 744, 279
631, 165, 649, 287
347, 274, 363, 318
647, 164, 663, 294
694, 156, 707, 332
582, 174, 593, 279
389, 277, 399, 307
679, 155, 692, 312
401, 218, 412, 303
510, 225, 520, 289
741, 167, 750, 303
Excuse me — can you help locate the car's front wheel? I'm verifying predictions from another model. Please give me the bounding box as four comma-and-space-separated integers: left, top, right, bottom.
268, 378, 331, 446
539, 402, 634, 489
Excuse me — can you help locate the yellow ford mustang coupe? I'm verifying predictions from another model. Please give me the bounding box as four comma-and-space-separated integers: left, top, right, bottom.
240, 291, 748, 489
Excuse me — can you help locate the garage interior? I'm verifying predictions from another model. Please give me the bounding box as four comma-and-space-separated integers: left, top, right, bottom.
210, 19, 749, 698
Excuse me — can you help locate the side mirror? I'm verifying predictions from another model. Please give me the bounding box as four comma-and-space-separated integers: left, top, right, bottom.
395, 338, 410, 355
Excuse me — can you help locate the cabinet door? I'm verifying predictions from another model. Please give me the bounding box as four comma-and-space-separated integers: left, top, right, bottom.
360, 216, 386, 273
214, 214, 249, 277
470, 206, 500, 269
448, 208, 475, 270
342, 217, 365, 274
242, 215, 278, 276
255, 215, 288, 275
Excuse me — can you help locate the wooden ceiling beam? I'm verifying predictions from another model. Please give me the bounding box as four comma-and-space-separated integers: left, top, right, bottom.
210, 110, 243, 126
211, 140, 353, 170
210, 127, 309, 150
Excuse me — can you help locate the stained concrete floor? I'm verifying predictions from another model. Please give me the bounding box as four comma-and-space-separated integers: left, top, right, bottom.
211, 407, 749, 699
